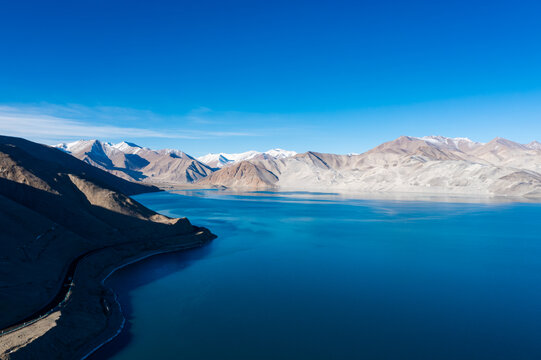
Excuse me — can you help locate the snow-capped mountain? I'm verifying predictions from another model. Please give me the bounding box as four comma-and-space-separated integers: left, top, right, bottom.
526, 141, 541, 150
414, 136, 483, 152
196, 153, 235, 168
54, 140, 213, 184
111, 141, 144, 154
198, 135, 541, 198
53, 136, 541, 198
264, 149, 298, 159
197, 149, 297, 168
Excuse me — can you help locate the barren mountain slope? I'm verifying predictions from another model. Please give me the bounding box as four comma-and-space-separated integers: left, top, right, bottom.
469, 138, 541, 173
196, 136, 541, 198
0, 135, 209, 331
56, 140, 215, 184
198, 160, 278, 189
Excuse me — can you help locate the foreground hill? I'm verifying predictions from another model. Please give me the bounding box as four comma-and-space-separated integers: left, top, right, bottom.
55, 140, 214, 184
197, 136, 541, 198
0, 135, 215, 358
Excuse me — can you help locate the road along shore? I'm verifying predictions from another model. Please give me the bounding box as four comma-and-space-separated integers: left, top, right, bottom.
0, 227, 216, 360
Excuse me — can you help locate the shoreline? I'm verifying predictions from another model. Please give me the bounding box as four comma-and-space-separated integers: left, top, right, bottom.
79, 238, 210, 360
1, 229, 216, 359
162, 186, 541, 204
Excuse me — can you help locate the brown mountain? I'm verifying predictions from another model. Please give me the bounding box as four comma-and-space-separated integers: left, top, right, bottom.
197, 136, 541, 198
55, 140, 215, 185
0, 135, 215, 358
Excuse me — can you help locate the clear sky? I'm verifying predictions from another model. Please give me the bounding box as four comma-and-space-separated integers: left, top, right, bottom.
1, 0, 541, 156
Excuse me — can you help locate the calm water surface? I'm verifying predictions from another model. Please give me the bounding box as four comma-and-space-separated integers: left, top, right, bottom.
93, 190, 541, 360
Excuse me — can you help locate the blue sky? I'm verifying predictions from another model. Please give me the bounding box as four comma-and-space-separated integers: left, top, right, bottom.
1, 0, 541, 156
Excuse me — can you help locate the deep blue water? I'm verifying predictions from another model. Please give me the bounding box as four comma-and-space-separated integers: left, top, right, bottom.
93, 190, 541, 360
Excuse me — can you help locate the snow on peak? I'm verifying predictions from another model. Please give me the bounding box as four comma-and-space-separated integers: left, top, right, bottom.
55, 140, 148, 156
197, 153, 232, 166
224, 150, 261, 162
414, 135, 482, 151
264, 149, 297, 159
419, 135, 472, 144
112, 141, 142, 153
526, 141, 541, 150
197, 148, 297, 168
54, 142, 72, 152
196, 151, 258, 168
159, 148, 193, 159
55, 139, 106, 154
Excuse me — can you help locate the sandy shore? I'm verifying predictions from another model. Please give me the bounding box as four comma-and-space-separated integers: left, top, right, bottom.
1, 229, 215, 360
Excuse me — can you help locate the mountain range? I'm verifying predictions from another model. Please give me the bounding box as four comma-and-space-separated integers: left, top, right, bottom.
55, 140, 215, 184
198, 136, 541, 198
55, 141, 299, 183
197, 149, 297, 168
55, 136, 541, 198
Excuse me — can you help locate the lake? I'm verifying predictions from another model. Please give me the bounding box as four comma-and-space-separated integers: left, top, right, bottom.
92, 190, 541, 359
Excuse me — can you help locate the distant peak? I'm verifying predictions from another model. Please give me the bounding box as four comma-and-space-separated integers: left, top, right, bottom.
113, 141, 141, 149
484, 137, 527, 150
160, 148, 192, 159
197, 148, 296, 167
490, 137, 514, 144
490, 137, 519, 144
54, 139, 103, 153
526, 140, 541, 150
417, 135, 475, 143
264, 149, 297, 158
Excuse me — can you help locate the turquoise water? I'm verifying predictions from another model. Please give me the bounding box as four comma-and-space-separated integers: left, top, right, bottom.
94, 191, 541, 360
